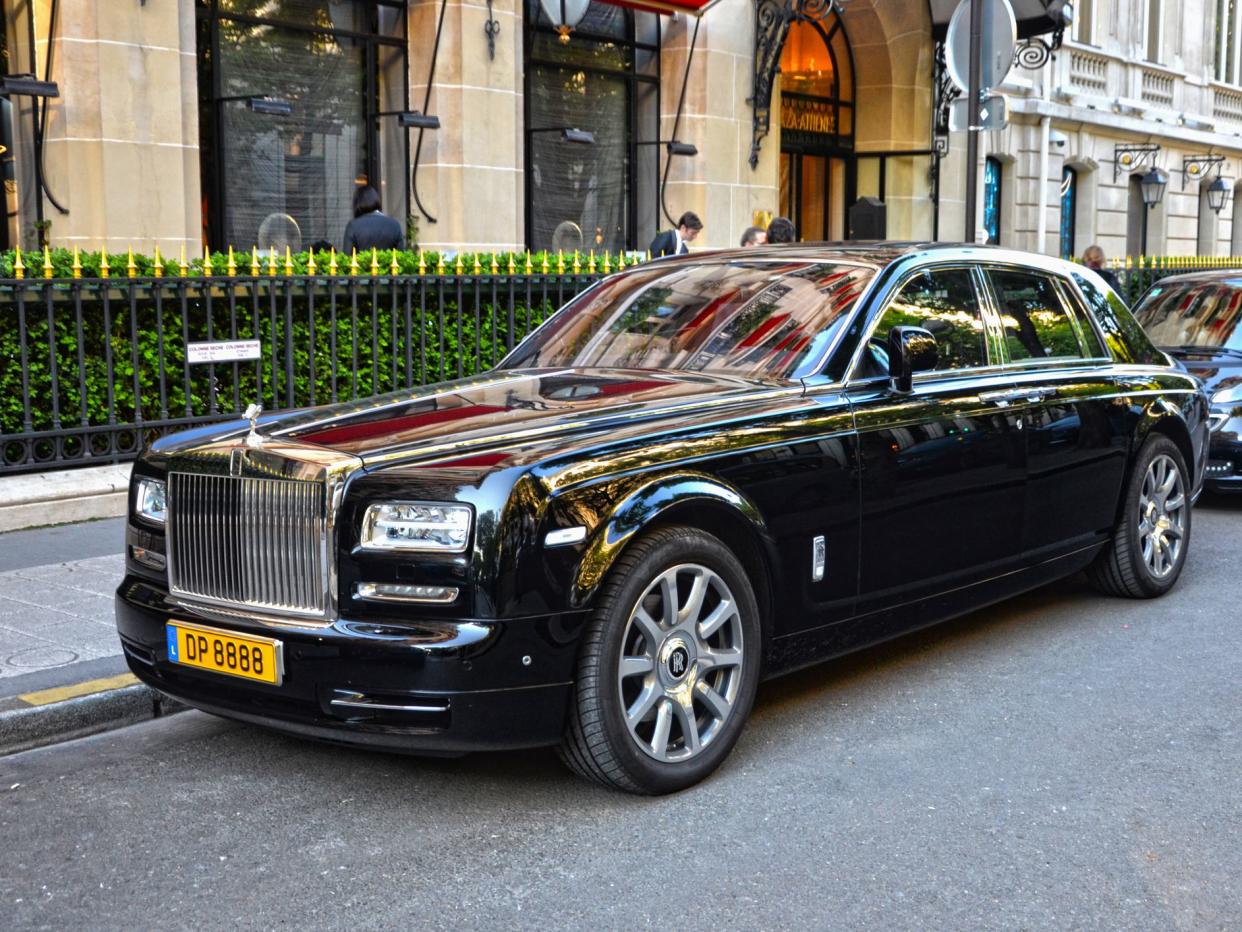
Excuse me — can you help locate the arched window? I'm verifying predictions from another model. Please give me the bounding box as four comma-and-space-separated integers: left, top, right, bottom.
1059, 167, 1077, 258
524, 2, 659, 253
983, 157, 1002, 244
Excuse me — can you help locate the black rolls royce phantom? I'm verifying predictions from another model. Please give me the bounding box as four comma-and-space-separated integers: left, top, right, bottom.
116, 244, 1209, 794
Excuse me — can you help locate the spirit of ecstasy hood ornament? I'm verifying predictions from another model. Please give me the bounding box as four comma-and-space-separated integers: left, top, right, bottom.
243, 402, 263, 447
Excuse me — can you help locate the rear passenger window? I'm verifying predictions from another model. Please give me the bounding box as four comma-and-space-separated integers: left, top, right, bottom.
870, 268, 988, 372
988, 270, 1086, 362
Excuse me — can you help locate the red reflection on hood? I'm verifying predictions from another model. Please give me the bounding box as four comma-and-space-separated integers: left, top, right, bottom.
299, 404, 508, 446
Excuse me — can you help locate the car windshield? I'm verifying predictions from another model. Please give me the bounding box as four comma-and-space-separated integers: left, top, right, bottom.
1133, 279, 1242, 351
501, 259, 875, 380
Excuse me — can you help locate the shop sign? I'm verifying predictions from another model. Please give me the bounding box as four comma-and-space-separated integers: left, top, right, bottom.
187, 340, 262, 364
780, 97, 835, 137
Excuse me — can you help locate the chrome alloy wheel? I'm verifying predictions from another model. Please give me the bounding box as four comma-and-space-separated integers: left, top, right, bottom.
617, 563, 745, 763
1138, 452, 1187, 579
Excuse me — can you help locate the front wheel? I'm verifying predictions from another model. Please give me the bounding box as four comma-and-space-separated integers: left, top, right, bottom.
559, 526, 762, 794
1088, 434, 1191, 598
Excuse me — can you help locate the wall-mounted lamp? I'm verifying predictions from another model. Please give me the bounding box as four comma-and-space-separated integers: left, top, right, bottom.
1182, 154, 1225, 188
1140, 167, 1168, 208
539, 0, 590, 44
1114, 143, 1160, 182
1208, 175, 1230, 214
530, 127, 596, 145
0, 73, 59, 98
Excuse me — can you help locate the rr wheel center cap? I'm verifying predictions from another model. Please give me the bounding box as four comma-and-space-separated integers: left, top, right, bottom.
658, 638, 697, 687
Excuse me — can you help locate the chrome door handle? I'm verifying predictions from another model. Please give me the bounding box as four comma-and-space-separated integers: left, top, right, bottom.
979, 387, 1049, 406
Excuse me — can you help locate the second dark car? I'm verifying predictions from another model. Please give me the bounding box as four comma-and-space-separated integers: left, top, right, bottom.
1133, 270, 1242, 493
117, 244, 1209, 794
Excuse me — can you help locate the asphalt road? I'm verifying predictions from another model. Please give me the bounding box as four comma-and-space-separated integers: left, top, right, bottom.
3, 499, 1240, 930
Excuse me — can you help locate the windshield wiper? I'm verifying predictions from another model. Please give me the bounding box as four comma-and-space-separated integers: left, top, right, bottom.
1165, 344, 1242, 359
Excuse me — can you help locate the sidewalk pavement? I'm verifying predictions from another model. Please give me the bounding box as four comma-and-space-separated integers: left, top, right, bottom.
0, 521, 183, 755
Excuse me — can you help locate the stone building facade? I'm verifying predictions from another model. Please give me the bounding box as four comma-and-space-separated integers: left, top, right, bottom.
0, 0, 1126, 260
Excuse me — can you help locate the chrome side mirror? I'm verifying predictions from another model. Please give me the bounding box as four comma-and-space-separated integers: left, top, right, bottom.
888, 326, 938, 393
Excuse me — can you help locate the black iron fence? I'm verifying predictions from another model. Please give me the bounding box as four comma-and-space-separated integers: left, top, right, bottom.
0, 256, 1232, 475
0, 271, 601, 474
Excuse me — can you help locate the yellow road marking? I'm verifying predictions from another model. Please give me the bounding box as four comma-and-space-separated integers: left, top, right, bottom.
17, 673, 139, 707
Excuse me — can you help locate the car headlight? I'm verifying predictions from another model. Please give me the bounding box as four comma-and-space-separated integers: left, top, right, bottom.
135, 477, 167, 526
1210, 384, 1242, 406
359, 502, 472, 553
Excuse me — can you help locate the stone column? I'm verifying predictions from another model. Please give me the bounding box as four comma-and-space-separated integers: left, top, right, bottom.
31, 0, 201, 256
409, 0, 524, 252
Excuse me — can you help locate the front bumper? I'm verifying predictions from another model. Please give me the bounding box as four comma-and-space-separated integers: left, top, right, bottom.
1204, 429, 1242, 493
115, 577, 587, 753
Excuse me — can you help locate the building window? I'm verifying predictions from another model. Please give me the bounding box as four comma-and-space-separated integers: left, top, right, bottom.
524, 2, 659, 253
1217, 0, 1241, 84
1059, 167, 1076, 259
1073, 0, 1094, 44
984, 157, 1002, 245
1146, 0, 1163, 63
196, 1, 409, 252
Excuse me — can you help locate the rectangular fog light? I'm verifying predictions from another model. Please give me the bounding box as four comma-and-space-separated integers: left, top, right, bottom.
354, 582, 460, 604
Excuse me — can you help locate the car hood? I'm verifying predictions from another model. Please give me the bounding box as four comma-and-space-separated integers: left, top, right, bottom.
152, 368, 798, 470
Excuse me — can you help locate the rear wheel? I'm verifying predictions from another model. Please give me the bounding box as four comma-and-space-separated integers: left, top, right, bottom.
559, 526, 762, 794
1088, 434, 1191, 598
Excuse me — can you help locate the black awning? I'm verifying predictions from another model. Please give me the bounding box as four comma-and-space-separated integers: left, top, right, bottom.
928, 0, 1069, 41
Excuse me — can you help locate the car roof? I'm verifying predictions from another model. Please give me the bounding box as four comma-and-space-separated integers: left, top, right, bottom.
1137, 268, 1242, 287
648, 242, 1087, 277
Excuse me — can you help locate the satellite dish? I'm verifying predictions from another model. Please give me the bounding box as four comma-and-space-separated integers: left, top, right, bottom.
551, 220, 583, 253
945, 0, 1017, 93
257, 212, 302, 252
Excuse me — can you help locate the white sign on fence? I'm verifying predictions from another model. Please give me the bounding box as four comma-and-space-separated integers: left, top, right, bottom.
186, 340, 262, 364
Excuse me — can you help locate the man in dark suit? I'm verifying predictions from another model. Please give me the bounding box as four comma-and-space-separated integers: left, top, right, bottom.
648, 211, 703, 257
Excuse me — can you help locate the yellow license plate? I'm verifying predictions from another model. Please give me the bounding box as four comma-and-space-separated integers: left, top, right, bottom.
165, 620, 283, 686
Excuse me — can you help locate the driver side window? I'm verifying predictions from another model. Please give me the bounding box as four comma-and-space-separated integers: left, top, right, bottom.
860, 268, 987, 377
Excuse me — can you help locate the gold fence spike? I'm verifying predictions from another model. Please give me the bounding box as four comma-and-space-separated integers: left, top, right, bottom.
328, 247, 339, 276
43, 245, 54, 279
178, 245, 189, 277
617, 251, 626, 270
390, 248, 400, 276
267, 246, 278, 276
418, 250, 427, 275
12, 246, 24, 279
436, 252, 446, 275
202, 250, 213, 276
249, 247, 259, 277
126, 247, 137, 278
370, 247, 379, 277
285, 245, 294, 276
349, 248, 359, 276
601, 251, 611, 274
455, 253, 465, 275
98, 249, 109, 279
224, 246, 234, 276
472, 253, 482, 276
508, 253, 517, 275
490, 253, 500, 276
587, 250, 596, 274
645, 249, 652, 263
572, 250, 582, 274
152, 245, 164, 278
557, 250, 565, 274
307, 249, 317, 276
540, 252, 549, 274
71, 246, 82, 279
525, 252, 534, 275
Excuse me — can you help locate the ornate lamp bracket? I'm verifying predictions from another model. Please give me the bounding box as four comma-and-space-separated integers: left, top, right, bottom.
1113, 144, 1161, 182
1012, 24, 1066, 70
1182, 154, 1225, 188
933, 41, 960, 156
749, 0, 835, 169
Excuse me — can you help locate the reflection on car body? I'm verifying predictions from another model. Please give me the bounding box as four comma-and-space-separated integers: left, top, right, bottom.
117, 244, 1209, 794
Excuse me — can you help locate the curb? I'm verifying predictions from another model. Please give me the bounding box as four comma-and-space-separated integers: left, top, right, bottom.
0, 464, 132, 533
0, 675, 187, 757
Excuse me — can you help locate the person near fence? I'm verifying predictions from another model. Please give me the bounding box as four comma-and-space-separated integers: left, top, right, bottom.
343, 186, 404, 253
740, 226, 766, 247
766, 216, 796, 244
649, 212, 702, 257
1082, 244, 1123, 294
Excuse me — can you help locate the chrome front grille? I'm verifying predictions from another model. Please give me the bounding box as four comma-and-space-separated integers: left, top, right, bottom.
167, 472, 328, 618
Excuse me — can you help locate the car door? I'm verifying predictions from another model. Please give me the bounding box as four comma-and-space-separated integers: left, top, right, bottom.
846, 264, 1027, 617
981, 266, 1131, 560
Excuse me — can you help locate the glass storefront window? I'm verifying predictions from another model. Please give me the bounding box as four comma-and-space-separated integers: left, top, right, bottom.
197, 0, 408, 252
984, 157, 1002, 245
525, 1, 659, 253
1059, 167, 1077, 259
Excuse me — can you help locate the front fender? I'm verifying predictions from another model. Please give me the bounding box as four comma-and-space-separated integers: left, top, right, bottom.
568, 472, 770, 610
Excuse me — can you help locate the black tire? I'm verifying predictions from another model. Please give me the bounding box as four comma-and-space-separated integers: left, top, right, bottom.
558, 525, 762, 794
1088, 434, 1192, 598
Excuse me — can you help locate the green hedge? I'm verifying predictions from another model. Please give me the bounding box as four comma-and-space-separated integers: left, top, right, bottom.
1, 269, 586, 446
